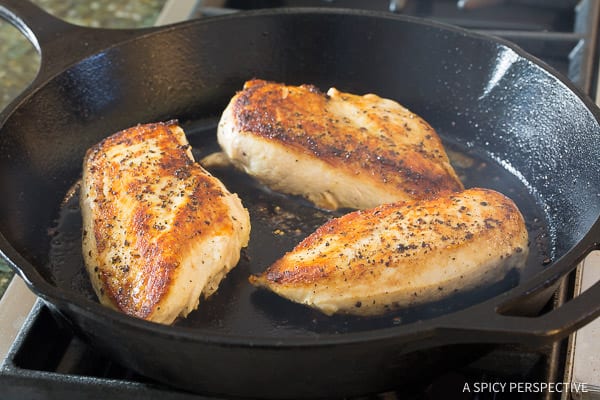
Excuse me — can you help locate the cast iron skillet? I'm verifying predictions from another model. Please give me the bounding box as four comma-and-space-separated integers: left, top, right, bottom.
1, 1, 600, 398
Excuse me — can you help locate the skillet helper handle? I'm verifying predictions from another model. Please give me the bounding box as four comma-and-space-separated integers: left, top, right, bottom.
0, 0, 155, 84
473, 279, 600, 346
444, 242, 600, 347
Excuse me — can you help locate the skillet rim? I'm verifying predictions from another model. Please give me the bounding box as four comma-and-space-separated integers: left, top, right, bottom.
1, 6, 600, 347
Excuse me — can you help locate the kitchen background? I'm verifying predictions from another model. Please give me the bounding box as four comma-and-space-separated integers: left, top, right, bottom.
0, 0, 167, 298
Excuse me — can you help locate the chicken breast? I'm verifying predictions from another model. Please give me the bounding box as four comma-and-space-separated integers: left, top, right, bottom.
217, 79, 463, 210
250, 188, 528, 316
81, 121, 250, 324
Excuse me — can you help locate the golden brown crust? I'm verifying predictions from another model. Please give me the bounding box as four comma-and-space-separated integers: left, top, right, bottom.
232, 79, 463, 200
260, 188, 522, 286
250, 188, 528, 315
83, 122, 235, 319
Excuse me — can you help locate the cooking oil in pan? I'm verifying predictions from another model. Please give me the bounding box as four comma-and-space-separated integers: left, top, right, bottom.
47, 122, 553, 335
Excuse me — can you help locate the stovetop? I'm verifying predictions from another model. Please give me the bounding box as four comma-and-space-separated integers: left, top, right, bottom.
1, 0, 600, 399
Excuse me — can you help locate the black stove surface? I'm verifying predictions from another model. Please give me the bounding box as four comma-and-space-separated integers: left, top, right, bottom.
225, 0, 577, 32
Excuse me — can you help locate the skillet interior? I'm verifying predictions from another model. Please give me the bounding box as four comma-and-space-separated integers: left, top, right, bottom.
1, 10, 600, 337
47, 117, 552, 336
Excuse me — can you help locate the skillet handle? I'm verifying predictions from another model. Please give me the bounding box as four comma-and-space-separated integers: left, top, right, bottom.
468, 277, 600, 346
442, 244, 600, 347
0, 0, 157, 84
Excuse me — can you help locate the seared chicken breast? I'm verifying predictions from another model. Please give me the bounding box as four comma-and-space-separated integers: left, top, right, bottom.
250, 188, 528, 316
81, 121, 250, 324
217, 79, 463, 210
